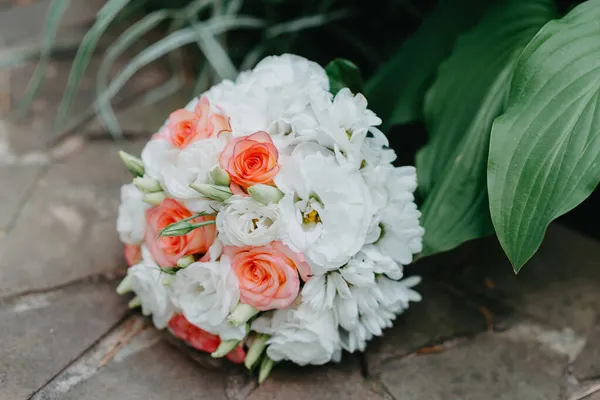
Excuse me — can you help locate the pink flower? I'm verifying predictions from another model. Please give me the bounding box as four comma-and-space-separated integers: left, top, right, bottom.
219, 131, 280, 192
224, 242, 311, 311
145, 199, 216, 267
124, 244, 142, 266
168, 314, 245, 364
161, 97, 231, 149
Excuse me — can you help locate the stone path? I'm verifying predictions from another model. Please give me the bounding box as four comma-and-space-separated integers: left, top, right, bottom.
2, 4, 600, 399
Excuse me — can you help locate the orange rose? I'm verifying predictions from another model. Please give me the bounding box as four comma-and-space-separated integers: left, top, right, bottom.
224, 242, 311, 311
145, 199, 216, 267
168, 314, 245, 364
163, 96, 231, 149
124, 244, 142, 266
219, 131, 280, 191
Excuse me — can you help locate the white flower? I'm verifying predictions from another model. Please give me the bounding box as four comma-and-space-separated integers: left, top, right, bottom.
339, 276, 422, 353
216, 196, 282, 247
127, 246, 175, 329
252, 304, 341, 365
362, 165, 424, 265
117, 184, 149, 245
275, 144, 375, 273
297, 87, 383, 168
141, 137, 225, 212
170, 256, 245, 340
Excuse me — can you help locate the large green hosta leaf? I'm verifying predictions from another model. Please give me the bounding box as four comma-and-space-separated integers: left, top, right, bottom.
417, 0, 556, 256
364, 0, 500, 129
488, 0, 600, 272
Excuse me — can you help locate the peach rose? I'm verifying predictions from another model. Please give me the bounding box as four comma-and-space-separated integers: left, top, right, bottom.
145, 199, 216, 267
168, 314, 245, 363
224, 242, 311, 311
162, 96, 231, 148
219, 131, 280, 192
124, 244, 142, 267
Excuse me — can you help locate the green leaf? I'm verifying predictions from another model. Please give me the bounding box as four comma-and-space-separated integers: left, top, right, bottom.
19, 0, 70, 114
488, 0, 600, 271
54, 0, 130, 131
325, 58, 363, 95
417, 0, 556, 256
364, 0, 501, 128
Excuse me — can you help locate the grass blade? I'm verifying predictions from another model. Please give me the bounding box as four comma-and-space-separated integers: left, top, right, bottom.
19, 0, 70, 114
54, 0, 130, 131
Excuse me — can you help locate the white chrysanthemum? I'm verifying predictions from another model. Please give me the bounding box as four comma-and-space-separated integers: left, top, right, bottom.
127, 246, 175, 329
170, 256, 245, 340
216, 196, 282, 247
275, 144, 375, 273
116, 184, 149, 244
296, 87, 383, 168
141, 137, 225, 212
362, 164, 424, 264
252, 304, 341, 366
339, 276, 422, 353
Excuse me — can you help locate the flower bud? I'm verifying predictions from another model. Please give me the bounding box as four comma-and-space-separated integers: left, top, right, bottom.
228, 303, 259, 327
211, 339, 241, 358
133, 177, 162, 193
143, 191, 167, 206
116, 275, 133, 295
210, 166, 231, 186
159, 220, 216, 237
176, 255, 195, 268
128, 296, 142, 309
118, 151, 145, 177
189, 183, 232, 202
258, 356, 275, 384
247, 184, 284, 205
244, 334, 270, 370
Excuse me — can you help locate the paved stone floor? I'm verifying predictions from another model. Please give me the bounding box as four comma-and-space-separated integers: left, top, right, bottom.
2, 4, 600, 399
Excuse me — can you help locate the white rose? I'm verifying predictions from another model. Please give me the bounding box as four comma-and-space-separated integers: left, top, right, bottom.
141, 137, 225, 213
170, 256, 245, 340
127, 246, 175, 329
252, 304, 341, 366
216, 196, 282, 247
116, 184, 149, 245
275, 144, 375, 273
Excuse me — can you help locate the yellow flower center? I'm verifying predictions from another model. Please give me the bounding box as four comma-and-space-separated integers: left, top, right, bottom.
303, 210, 321, 224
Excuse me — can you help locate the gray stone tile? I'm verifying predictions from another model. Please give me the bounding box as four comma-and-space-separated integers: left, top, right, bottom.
380, 329, 568, 400
55, 339, 230, 400
0, 281, 127, 399
573, 322, 600, 381
456, 224, 600, 335
0, 165, 40, 230
248, 357, 384, 400
365, 282, 488, 372
0, 140, 143, 296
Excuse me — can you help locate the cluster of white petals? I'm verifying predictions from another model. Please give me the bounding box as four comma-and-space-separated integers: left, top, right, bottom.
116, 54, 424, 370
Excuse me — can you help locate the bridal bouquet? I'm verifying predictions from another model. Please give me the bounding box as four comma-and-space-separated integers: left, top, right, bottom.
115, 54, 424, 382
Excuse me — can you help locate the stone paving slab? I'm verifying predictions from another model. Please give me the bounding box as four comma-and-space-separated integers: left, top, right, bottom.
0, 164, 40, 230
380, 325, 569, 400
573, 321, 600, 381
455, 224, 600, 336
248, 358, 385, 400
366, 281, 488, 373
0, 139, 143, 296
0, 280, 127, 399
50, 328, 232, 400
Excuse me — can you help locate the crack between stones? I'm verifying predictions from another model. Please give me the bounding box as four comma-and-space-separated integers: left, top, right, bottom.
26, 311, 133, 400
0, 270, 125, 302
